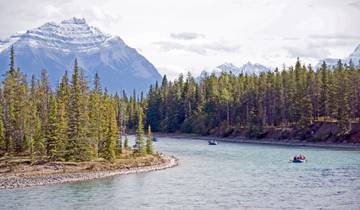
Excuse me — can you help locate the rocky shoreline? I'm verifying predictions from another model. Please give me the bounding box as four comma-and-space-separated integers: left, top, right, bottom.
0, 154, 178, 189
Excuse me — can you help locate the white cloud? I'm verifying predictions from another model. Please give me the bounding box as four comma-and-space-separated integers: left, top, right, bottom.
309, 34, 360, 40
349, 0, 360, 9
170, 32, 205, 40
0, 0, 359, 78
154, 41, 240, 55
285, 46, 331, 59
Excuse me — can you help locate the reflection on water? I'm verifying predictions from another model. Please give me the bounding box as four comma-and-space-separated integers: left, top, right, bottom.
1, 136, 360, 210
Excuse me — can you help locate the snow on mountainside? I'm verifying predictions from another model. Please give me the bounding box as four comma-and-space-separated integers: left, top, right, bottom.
0, 17, 162, 93
319, 44, 360, 67
349, 44, 360, 61
198, 62, 270, 80
240, 62, 270, 75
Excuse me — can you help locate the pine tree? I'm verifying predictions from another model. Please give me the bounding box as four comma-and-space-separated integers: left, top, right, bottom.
56, 72, 69, 161
103, 98, 118, 161
319, 61, 330, 119
66, 59, 82, 161
88, 73, 102, 157
2, 48, 29, 154
298, 65, 313, 130
30, 75, 45, 158
77, 68, 92, 160
336, 60, 351, 135
38, 69, 51, 153
115, 94, 125, 154
146, 125, 154, 155
293, 58, 304, 123
99, 89, 110, 157
134, 107, 146, 156
3, 70, 16, 153
46, 95, 61, 160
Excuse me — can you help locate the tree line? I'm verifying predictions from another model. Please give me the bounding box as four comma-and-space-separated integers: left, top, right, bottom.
1, 46, 359, 161
0, 47, 153, 161
145, 58, 360, 138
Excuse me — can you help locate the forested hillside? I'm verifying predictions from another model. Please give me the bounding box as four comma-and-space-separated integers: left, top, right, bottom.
1, 46, 359, 162
145, 58, 360, 141
0, 47, 153, 161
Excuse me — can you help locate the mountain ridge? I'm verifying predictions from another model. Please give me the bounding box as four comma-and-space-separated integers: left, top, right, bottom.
319, 44, 360, 67
197, 62, 270, 80
0, 17, 162, 93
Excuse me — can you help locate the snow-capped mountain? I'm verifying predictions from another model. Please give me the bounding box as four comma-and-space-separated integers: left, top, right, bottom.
349, 44, 360, 63
239, 62, 270, 75
319, 44, 360, 67
198, 62, 270, 80
0, 17, 162, 93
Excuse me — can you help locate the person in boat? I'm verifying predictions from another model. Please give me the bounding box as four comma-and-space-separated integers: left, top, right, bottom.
293, 154, 305, 161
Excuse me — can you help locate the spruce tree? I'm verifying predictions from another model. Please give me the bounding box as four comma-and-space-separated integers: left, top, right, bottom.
30, 76, 45, 158
319, 61, 330, 119
3, 48, 29, 154
56, 72, 69, 161
146, 125, 154, 155
336, 60, 351, 135
46, 95, 61, 160
66, 59, 82, 161
298, 65, 313, 130
103, 99, 118, 161
88, 73, 102, 157
135, 108, 146, 156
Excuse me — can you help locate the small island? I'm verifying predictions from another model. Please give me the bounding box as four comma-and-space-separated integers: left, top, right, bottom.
0, 49, 177, 189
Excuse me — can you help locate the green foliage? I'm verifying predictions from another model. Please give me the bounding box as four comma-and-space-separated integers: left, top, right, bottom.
146, 125, 154, 154
2, 46, 359, 162
0, 48, 147, 162
145, 58, 359, 138
134, 108, 146, 156
103, 98, 118, 161
335, 60, 351, 135
46, 95, 61, 160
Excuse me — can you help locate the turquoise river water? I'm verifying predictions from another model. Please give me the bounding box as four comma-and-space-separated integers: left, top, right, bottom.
1, 136, 360, 210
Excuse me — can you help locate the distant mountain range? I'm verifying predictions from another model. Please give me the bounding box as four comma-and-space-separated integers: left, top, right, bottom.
0, 17, 162, 93
197, 62, 270, 80
319, 44, 360, 67
198, 43, 360, 80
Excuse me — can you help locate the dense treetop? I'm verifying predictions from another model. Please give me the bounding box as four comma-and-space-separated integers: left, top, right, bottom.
145, 58, 360, 138
0, 47, 153, 161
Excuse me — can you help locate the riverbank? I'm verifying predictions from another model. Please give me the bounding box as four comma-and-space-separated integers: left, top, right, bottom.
155, 133, 360, 150
0, 154, 178, 189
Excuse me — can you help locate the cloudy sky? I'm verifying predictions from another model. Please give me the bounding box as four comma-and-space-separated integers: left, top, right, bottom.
0, 0, 359, 79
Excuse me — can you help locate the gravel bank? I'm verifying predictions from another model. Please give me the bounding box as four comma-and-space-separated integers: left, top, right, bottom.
0, 154, 178, 189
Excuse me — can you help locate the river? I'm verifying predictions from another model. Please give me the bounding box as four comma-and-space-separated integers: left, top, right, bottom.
1, 136, 360, 210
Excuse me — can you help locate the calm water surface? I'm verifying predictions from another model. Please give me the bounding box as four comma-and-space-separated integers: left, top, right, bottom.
1, 137, 360, 210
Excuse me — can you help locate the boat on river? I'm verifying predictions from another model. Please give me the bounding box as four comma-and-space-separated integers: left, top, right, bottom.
292, 159, 305, 163
291, 154, 306, 163
208, 140, 218, 145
